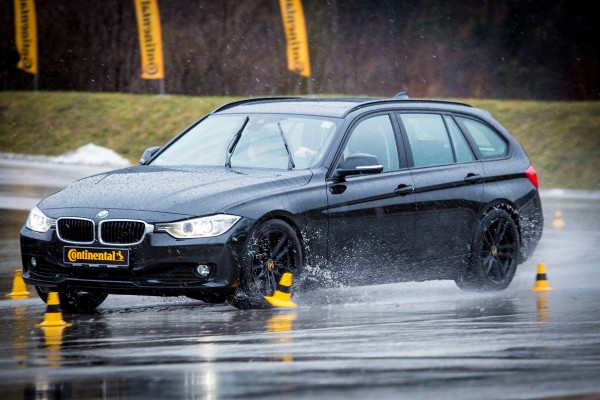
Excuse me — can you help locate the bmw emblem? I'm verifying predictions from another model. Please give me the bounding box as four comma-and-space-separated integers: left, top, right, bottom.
96, 210, 109, 219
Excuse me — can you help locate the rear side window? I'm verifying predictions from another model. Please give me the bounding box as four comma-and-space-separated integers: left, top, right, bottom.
400, 114, 454, 167
458, 118, 507, 159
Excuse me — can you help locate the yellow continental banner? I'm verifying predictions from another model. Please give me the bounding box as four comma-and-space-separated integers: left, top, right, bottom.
14, 0, 38, 74
279, 0, 311, 77
133, 0, 165, 79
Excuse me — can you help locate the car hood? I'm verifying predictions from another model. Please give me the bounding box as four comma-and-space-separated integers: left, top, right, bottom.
38, 165, 312, 219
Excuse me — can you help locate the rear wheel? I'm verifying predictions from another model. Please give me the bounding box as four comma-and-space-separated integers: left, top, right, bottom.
35, 286, 108, 313
228, 219, 303, 309
456, 209, 520, 291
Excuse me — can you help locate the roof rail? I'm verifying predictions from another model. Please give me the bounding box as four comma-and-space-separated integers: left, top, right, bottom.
212, 97, 300, 113
344, 97, 472, 116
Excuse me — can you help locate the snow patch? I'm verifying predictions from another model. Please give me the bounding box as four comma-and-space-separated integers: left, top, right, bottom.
540, 188, 600, 201
0, 143, 131, 167
52, 143, 130, 166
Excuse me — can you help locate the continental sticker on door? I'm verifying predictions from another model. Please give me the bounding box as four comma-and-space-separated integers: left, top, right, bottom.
64, 246, 129, 267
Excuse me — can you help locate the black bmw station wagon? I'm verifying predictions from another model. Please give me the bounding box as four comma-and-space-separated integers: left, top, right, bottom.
21, 94, 543, 311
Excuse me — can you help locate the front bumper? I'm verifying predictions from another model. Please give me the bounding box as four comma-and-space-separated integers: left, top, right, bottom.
20, 218, 253, 295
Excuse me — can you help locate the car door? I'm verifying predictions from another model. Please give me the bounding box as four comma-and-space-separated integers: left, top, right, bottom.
325, 113, 416, 285
397, 113, 484, 270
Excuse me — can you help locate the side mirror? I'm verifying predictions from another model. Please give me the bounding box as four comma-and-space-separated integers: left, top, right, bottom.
139, 146, 161, 165
333, 153, 384, 180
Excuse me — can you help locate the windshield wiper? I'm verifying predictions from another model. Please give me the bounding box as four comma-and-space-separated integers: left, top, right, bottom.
277, 122, 295, 170
225, 116, 249, 168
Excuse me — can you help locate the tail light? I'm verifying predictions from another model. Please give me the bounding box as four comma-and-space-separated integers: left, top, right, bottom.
525, 166, 539, 189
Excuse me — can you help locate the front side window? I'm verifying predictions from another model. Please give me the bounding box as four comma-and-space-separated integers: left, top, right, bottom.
458, 117, 507, 159
400, 113, 454, 167
339, 114, 400, 172
151, 114, 338, 170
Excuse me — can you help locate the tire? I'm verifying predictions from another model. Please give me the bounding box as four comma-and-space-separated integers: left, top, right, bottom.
228, 219, 303, 309
456, 209, 520, 291
35, 286, 108, 313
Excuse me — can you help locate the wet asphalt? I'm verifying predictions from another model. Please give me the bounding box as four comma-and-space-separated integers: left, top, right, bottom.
0, 159, 599, 399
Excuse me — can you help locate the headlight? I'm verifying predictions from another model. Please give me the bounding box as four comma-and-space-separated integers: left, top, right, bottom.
156, 214, 241, 239
26, 207, 56, 233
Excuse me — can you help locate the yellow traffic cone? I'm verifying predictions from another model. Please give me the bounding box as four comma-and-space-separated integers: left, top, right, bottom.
5, 270, 31, 299
36, 292, 72, 328
264, 272, 297, 308
552, 210, 565, 230
532, 263, 552, 292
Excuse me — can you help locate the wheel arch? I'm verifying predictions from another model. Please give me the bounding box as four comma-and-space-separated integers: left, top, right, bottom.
249, 210, 308, 265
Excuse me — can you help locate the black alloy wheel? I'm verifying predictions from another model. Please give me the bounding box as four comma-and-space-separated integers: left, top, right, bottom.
456, 208, 520, 291
35, 286, 108, 313
228, 219, 303, 309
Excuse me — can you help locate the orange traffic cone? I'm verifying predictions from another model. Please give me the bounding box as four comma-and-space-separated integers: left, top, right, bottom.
5, 270, 31, 299
264, 273, 297, 308
532, 263, 552, 292
36, 292, 72, 328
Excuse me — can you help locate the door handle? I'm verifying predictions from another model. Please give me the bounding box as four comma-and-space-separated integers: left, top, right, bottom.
394, 184, 413, 196
464, 173, 482, 183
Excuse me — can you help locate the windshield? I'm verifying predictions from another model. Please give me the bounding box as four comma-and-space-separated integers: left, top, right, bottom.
151, 114, 338, 170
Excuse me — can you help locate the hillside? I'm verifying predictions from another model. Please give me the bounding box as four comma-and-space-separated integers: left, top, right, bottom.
1, 91, 598, 190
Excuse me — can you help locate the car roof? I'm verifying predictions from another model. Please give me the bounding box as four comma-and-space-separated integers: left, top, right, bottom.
213, 95, 479, 119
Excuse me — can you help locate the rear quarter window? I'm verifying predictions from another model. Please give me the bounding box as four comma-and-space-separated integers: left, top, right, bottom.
458, 117, 508, 159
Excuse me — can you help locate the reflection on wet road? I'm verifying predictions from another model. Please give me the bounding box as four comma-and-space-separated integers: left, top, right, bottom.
0, 160, 599, 399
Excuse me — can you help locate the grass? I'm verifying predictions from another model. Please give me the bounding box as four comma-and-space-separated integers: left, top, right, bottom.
0, 91, 242, 161
1, 91, 599, 190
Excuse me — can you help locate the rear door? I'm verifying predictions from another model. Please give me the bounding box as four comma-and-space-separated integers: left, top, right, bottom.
397, 113, 484, 269
325, 113, 416, 285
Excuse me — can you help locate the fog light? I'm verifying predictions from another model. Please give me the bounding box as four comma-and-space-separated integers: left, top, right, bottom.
195, 264, 211, 278
31, 257, 37, 268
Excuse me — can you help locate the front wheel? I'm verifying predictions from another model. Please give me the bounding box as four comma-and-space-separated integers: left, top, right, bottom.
228, 219, 303, 309
456, 209, 520, 291
35, 286, 108, 313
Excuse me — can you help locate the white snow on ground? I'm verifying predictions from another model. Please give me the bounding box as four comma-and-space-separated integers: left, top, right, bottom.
0, 145, 130, 210
540, 188, 600, 200
52, 143, 130, 166
0, 143, 131, 167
